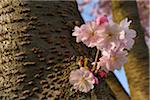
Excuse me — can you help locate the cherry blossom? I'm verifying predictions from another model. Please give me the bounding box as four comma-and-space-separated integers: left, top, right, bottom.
72, 26, 82, 43
119, 18, 137, 50
70, 15, 136, 93
77, 0, 149, 49
96, 18, 136, 51
98, 50, 128, 72
96, 15, 108, 25
72, 21, 105, 48
96, 20, 123, 50
69, 67, 97, 93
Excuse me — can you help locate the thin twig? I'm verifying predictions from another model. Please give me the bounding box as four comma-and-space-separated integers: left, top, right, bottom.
92, 50, 99, 71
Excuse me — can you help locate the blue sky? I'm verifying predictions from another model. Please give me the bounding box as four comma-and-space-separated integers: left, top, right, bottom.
77, 0, 130, 95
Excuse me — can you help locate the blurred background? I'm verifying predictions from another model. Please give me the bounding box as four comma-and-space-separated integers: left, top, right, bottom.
76, 0, 149, 95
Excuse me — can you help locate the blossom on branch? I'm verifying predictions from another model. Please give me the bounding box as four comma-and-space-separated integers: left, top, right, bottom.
98, 50, 128, 72
72, 21, 103, 48
119, 18, 137, 50
69, 67, 97, 93
96, 20, 123, 50
72, 16, 108, 48
70, 15, 136, 93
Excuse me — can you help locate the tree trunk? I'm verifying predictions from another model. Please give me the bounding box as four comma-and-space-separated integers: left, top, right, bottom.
111, 0, 149, 100
0, 0, 118, 99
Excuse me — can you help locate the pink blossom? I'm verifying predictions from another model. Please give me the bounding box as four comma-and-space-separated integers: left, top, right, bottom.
119, 18, 136, 50
69, 67, 97, 93
72, 21, 105, 48
96, 18, 136, 51
96, 20, 122, 50
72, 26, 82, 43
96, 15, 108, 25
98, 50, 128, 72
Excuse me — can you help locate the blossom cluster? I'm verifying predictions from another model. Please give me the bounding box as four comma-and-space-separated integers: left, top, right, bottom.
69, 16, 136, 93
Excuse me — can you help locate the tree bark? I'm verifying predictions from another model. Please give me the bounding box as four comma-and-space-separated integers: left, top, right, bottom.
106, 72, 130, 100
0, 0, 118, 99
111, 0, 149, 100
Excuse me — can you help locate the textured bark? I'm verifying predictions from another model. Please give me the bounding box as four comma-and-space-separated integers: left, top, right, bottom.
0, 0, 118, 99
111, 0, 149, 100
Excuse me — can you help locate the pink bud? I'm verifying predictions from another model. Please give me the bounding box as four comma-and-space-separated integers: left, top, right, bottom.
94, 77, 99, 84
96, 15, 108, 25
98, 70, 107, 78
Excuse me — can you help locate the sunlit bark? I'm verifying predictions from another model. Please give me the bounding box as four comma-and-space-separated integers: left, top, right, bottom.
111, 0, 149, 100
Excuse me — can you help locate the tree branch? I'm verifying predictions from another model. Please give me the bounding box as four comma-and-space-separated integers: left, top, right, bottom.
111, 0, 149, 100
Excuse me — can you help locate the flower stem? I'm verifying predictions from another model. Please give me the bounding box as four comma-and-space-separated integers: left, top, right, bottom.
92, 50, 99, 72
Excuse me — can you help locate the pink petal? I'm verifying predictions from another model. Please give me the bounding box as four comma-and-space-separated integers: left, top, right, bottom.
96, 15, 108, 25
